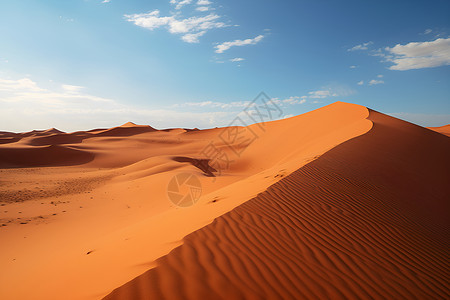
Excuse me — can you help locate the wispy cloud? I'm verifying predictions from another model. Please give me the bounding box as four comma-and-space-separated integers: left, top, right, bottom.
102, 0, 111, 3
369, 79, 384, 85
0, 78, 113, 105
0, 77, 45, 92
230, 57, 244, 62
176, 88, 351, 110
170, 0, 192, 10
357, 76, 384, 86
124, 10, 172, 31
125, 1, 266, 56
196, 6, 209, 11
177, 96, 308, 109
0, 76, 363, 132
178, 85, 354, 111
173, 100, 251, 109
308, 90, 337, 98
62, 84, 84, 93
348, 41, 373, 51
385, 37, 450, 70
195, 0, 212, 11
0, 77, 250, 132
354, 37, 450, 71
278, 96, 306, 105
124, 10, 228, 43
181, 31, 206, 43
304, 85, 355, 99
215, 35, 264, 53
368, 48, 390, 59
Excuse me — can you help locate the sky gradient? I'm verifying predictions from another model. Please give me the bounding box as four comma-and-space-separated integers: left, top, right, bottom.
0, 0, 449, 132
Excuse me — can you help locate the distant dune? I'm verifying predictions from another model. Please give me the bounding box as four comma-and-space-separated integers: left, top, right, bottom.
0, 102, 448, 300
428, 124, 450, 137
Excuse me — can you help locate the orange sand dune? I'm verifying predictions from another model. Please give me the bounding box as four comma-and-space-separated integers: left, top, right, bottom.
104, 109, 450, 300
0, 102, 448, 299
91, 123, 156, 137
37, 128, 65, 136
428, 124, 450, 137
0, 145, 95, 168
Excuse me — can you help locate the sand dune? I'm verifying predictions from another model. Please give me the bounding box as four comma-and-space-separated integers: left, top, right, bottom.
0, 145, 95, 168
103, 109, 450, 300
428, 124, 450, 137
0, 136, 20, 145
92, 123, 156, 137
0, 102, 448, 299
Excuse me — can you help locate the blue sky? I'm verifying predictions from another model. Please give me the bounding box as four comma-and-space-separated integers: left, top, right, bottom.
0, 0, 449, 132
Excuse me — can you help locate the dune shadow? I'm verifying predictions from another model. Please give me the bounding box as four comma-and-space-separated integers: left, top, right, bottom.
0, 145, 95, 168
172, 156, 217, 177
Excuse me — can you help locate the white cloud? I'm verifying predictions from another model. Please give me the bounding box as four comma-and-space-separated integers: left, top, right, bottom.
62, 84, 84, 93
350, 65, 357, 69
124, 10, 172, 31
169, 14, 226, 33
170, 0, 192, 10
385, 37, 450, 70
348, 41, 373, 51
0, 78, 45, 92
102, 0, 111, 3
357, 80, 364, 85
124, 10, 228, 43
308, 90, 337, 98
181, 31, 206, 43
305, 85, 355, 99
0, 77, 119, 131
177, 95, 308, 109
424, 29, 432, 35
0, 76, 363, 133
0, 77, 254, 132
369, 48, 390, 59
369, 79, 384, 85
377, 74, 383, 78
281, 96, 306, 105
174, 100, 251, 109
215, 35, 264, 53
196, 0, 211, 11
230, 57, 244, 62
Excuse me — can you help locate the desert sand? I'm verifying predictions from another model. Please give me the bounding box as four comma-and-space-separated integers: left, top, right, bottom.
428, 124, 450, 137
0, 102, 448, 299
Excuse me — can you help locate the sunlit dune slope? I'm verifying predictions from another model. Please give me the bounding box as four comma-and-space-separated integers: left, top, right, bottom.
104, 109, 450, 300
0, 102, 387, 300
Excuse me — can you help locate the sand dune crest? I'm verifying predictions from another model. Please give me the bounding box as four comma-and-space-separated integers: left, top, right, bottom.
104, 109, 450, 300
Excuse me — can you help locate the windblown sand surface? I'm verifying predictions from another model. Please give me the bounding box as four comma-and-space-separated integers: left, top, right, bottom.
1, 102, 448, 299
104, 111, 450, 300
